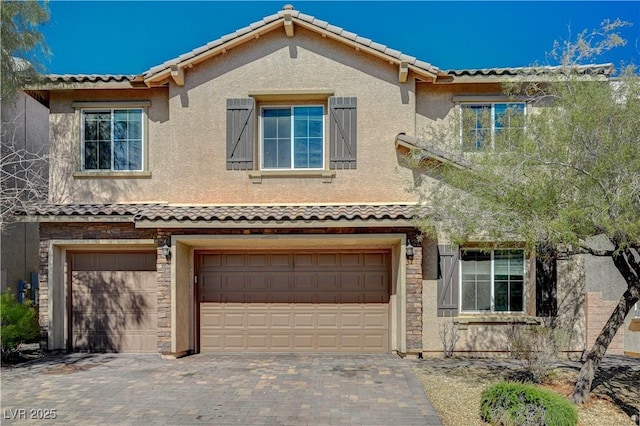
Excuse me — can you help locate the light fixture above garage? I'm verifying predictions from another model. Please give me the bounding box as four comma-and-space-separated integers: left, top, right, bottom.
406, 239, 414, 261
162, 241, 171, 259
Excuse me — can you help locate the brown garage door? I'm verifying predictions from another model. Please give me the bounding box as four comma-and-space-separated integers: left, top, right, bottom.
198, 250, 390, 353
70, 252, 157, 353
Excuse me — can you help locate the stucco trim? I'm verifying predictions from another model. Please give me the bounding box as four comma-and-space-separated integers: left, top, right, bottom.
72, 101, 151, 108
452, 95, 520, 103
248, 170, 335, 183
72, 171, 152, 179
134, 218, 415, 229
248, 89, 334, 101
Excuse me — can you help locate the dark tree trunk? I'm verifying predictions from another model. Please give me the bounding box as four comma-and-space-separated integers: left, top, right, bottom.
571, 247, 640, 404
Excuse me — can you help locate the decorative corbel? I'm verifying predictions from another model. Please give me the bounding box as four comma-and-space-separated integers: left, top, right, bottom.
399, 61, 409, 83
283, 10, 294, 37
170, 65, 185, 87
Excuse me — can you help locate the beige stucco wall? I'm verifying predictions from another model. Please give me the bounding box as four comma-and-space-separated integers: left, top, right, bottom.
48, 27, 420, 205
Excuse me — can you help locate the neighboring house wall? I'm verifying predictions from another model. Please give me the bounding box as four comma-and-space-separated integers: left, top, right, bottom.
584, 253, 639, 357
1, 91, 49, 293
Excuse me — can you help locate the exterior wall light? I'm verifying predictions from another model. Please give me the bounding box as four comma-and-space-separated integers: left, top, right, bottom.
406, 240, 414, 261
162, 242, 171, 259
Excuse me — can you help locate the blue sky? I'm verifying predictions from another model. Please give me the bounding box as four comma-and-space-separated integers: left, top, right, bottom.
41, 1, 640, 75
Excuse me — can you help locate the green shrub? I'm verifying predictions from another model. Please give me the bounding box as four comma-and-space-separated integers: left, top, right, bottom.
1, 290, 40, 360
480, 381, 578, 426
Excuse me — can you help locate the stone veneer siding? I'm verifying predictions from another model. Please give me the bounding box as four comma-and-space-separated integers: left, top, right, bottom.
406, 246, 423, 352
156, 230, 172, 354
39, 223, 423, 354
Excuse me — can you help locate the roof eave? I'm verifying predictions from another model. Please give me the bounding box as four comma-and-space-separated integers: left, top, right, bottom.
142, 15, 444, 87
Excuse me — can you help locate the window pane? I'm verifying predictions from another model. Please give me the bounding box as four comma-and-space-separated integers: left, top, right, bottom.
292, 106, 323, 169
495, 103, 525, 150
84, 119, 98, 141
114, 140, 128, 170
462, 105, 491, 151
510, 281, 523, 311
263, 139, 278, 168
495, 249, 524, 311
98, 141, 111, 169
461, 250, 491, 311
84, 141, 98, 170
461, 281, 476, 311
114, 120, 127, 141
494, 280, 509, 311
263, 108, 291, 168
277, 138, 291, 167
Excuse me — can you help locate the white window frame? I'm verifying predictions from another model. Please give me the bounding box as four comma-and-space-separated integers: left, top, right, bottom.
459, 102, 526, 151
80, 107, 146, 172
259, 104, 325, 171
459, 248, 526, 314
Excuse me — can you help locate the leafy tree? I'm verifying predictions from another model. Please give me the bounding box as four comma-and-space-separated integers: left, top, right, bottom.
413, 20, 639, 404
1, 0, 50, 102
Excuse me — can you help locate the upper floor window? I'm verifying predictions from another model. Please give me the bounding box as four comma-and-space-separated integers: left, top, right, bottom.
226, 97, 356, 172
460, 248, 524, 313
82, 108, 144, 171
260, 105, 324, 170
461, 103, 525, 151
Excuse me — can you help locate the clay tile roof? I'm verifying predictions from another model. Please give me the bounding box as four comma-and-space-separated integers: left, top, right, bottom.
446, 63, 614, 77
42, 74, 137, 83
18, 203, 422, 223
141, 5, 443, 81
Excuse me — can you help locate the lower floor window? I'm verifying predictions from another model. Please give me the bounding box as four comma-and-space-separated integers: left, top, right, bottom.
461, 248, 524, 312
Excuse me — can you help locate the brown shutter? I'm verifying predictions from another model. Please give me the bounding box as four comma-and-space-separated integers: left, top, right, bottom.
437, 244, 459, 317
329, 97, 357, 169
226, 98, 255, 170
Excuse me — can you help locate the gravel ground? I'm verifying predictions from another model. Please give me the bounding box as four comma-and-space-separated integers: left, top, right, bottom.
414, 356, 640, 426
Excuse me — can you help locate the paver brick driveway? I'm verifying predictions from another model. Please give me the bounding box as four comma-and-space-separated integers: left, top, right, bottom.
1, 353, 442, 425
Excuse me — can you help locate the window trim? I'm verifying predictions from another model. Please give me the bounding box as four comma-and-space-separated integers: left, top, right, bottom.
459, 247, 526, 314
458, 101, 526, 151
259, 104, 326, 171
78, 106, 148, 173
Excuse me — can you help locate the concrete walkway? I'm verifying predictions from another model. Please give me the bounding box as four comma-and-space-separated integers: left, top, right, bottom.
1, 353, 442, 425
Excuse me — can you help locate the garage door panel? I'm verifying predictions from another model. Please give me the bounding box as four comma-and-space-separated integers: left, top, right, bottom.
248, 313, 268, 327
293, 335, 313, 349
341, 253, 361, 266
294, 253, 314, 268
199, 251, 390, 353
292, 291, 314, 303
71, 253, 157, 353
247, 334, 268, 349
317, 253, 339, 267
294, 313, 314, 327
223, 334, 245, 349
317, 274, 339, 290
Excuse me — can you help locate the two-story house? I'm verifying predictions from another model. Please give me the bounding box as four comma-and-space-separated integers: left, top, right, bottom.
21, 5, 639, 358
